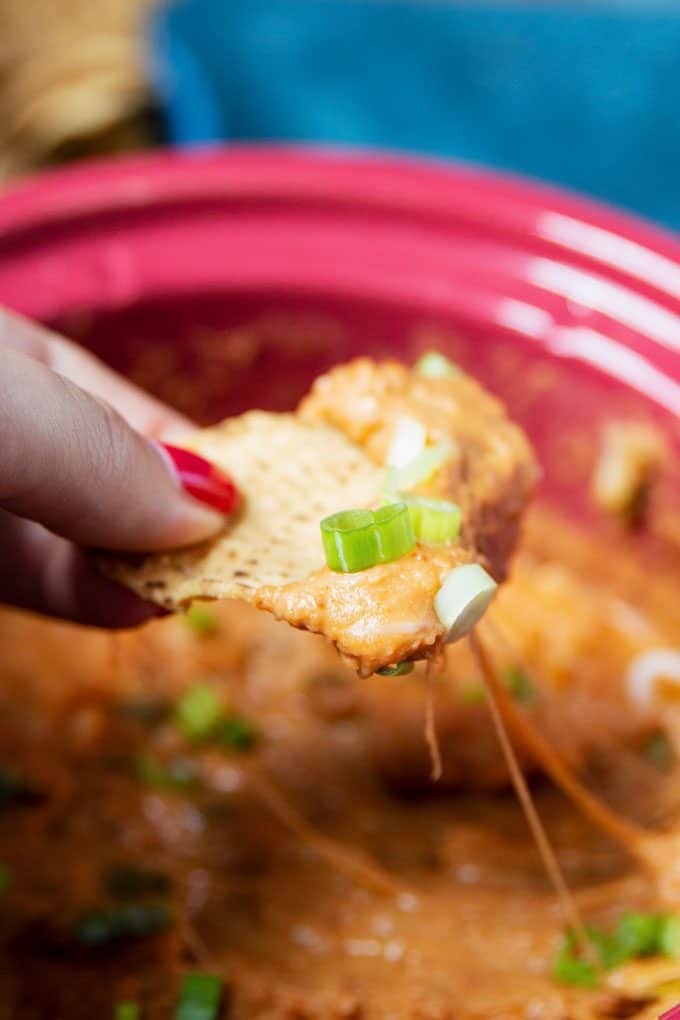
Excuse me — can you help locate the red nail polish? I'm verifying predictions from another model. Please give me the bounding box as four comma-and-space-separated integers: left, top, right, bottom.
661, 1006, 680, 1020
159, 443, 240, 515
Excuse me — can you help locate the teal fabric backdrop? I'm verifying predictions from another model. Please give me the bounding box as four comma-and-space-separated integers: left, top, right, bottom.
151, 1, 680, 231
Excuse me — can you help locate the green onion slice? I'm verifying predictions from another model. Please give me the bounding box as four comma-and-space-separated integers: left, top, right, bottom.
552, 913, 680, 989
553, 933, 598, 988
642, 731, 675, 771
405, 496, 460, 545
321, 503, 415, 573
415, 351, 458, 379
377, 662, 414, 676
184, 605, 217, 636
115, 1003, 141, 1020
215, 716, 257, 750
372, 502, 416, 563
659, 915, 680, 959
135, 754, 199, 792
396, 439, 453, 492
321, 509, 378, 572
387, 416, 427, 469
174, 974, 222, 1020
504, 668, 537, 704
382, 465, 400, 501
75, 904, 171, 947
175, 685, 222, 742
434, 564, 498, 643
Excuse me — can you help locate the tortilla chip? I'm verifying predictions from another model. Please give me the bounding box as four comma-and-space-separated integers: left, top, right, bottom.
101, 411, 383, 607
101, 359, 536, 674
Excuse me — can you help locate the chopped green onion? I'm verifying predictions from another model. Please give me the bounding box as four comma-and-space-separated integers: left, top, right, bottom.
321, 509, 380, 572
585, 923, 630, 970
0, 864, 11, 898
553, 933, 598, 988
642, 731, 675, 771
415, 351, 458, 379
372, 502, 416, 564
75, 904, 171, 947
104, 865, 172, 900
115, 1003, 141, 1020
434, 564, 498, 644
504, 668, 537, 704
136, 755, 199, 792
320, 503, 415, 573
615, 913, 663, 960
553, 914, 680, 989
215, 716, 257, 751
382, 465, 400, 500
396, 439, 453, 492
184, 605, 217, 637
405, 496, 460, 545
387, 416, 427, 469
175, 685, 222, 742
174, 974, 223, 1020
377, 662, 414, 676
659, 916, 680, 959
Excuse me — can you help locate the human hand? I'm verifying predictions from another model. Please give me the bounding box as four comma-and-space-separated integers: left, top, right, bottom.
0, 309, 237, 627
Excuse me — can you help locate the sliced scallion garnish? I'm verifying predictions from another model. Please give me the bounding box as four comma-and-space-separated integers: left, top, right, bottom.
321, 509, 379, 572
115, 1003, 141, 1020
174, 973, 222, 1020
434, 564, 497, 644
615, 913, 663, 959
553, 913, 680, 988
660, 915, 680, 959
377, 662, 414, 676
553, 932, 598, 988
387, 416, 427, 469
372, 502, 416, 564
642, 731, 675, 771
184, 605, 217, 636
320, 503, 415, 573
415, 351, 458, 379
504, 668, 536, 704
136, 754, 199, 792
175, 685, 222, 742
405, 496, 460, 545
75, 903, 171, 947
396, 439, 453, 492
215, 716, 257, 750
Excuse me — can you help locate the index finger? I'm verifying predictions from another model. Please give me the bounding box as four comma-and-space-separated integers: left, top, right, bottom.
0, 307, 195, 439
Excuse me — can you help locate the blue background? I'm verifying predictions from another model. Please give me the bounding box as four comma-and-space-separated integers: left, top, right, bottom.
151, 1, 680, 231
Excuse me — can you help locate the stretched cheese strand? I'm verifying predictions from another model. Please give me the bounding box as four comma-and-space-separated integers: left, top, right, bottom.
468, 632, 594, 959
473, 628, 647, 862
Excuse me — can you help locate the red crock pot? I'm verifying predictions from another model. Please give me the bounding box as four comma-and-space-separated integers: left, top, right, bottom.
0, 146, 677, 526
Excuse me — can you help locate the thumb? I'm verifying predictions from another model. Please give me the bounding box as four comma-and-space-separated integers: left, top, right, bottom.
0, 345, 228, 551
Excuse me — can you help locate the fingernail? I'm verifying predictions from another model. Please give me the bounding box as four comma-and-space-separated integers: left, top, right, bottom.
157, 443, 240, 515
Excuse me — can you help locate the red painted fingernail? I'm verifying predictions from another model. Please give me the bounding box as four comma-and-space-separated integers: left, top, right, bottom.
159, 443, 240, 515
661, 1005, 680, 1020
